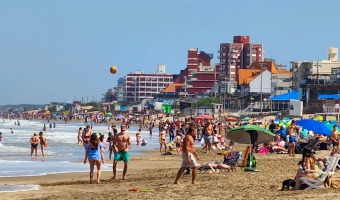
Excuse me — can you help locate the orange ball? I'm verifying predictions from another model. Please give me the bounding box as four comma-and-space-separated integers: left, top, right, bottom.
110, 66, 118, 74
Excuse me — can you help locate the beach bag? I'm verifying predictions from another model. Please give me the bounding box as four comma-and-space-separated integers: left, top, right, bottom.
246, 154, 256, 168
258, 147, 269, 154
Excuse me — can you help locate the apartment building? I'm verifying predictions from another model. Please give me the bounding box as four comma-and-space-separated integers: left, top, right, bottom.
168, 48, 219, 98
219, 36, 263, 94
123, 65, 173, 101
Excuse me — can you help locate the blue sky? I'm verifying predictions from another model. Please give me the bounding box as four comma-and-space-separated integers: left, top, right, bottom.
1, 0, 339, 105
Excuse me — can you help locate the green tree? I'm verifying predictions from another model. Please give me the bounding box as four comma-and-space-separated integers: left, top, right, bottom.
196, 97, 220, 107
48, 106, 57, 113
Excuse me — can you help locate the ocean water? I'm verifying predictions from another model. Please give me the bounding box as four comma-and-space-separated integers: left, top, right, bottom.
0, 119, 161, 178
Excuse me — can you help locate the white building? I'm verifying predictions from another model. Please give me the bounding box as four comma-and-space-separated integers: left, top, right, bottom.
123, 66, 173, 101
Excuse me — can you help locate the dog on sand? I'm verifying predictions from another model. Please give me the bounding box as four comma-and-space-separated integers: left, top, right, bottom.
281, 179, 296, 191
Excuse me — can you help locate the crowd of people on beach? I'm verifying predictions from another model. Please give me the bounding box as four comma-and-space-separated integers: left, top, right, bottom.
2, 112, 340, 190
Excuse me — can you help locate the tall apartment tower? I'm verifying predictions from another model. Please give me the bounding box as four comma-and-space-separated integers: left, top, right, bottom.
219, 36, 263, 93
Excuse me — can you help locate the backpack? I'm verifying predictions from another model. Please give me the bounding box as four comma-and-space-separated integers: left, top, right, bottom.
246, 154, 256, 168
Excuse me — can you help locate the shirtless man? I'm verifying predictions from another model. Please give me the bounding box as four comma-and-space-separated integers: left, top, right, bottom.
204, 122, 214, 154
112, 124, 132, 180
287, 120, 298, 157
174, 127, 200, 184
30, 133, 40, 157
331, 125, 339, 153
159, 128, 167, 155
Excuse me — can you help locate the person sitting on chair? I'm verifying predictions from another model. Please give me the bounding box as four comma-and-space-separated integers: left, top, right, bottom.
293, 148, 322, 190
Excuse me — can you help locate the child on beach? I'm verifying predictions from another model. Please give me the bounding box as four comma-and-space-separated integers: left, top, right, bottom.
106, 132, 114, 160
136, 129, 141, 146
84, 133, 105, 184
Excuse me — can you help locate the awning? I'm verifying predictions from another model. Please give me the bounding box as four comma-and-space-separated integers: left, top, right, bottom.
269, 90, 299, 101
319, 94, 340, 99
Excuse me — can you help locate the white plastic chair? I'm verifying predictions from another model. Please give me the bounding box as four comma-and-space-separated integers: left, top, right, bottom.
300, 156, 340, 190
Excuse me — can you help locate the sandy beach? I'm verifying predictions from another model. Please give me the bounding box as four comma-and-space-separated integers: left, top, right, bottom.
1, 144, 340, 200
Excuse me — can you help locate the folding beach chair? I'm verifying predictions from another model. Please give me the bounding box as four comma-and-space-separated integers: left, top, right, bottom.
223, 151, 243, 171
300, 156, 340, 190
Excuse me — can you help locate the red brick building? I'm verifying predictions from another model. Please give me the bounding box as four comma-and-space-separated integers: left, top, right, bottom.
163, 48, 219, 98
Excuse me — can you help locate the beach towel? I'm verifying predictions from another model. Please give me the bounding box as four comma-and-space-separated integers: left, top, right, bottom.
258, 146, 269, 154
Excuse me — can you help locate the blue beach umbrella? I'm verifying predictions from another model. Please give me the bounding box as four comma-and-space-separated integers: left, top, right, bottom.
296, 119, 331, 136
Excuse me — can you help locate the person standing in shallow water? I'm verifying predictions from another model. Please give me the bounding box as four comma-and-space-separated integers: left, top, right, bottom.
30, 133, 40, 157
174, 127, 200, 185
77, 127, 83, 144
112, 124, 132, 180
39, 132, 47, 157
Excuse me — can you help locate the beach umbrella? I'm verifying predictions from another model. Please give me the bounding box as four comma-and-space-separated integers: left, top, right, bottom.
241, 117, 251, 121
106, 112, 112, 116
283, 117, 291, 121
198, 114, 213, 119
226, 117, 237, 122
330, 120, 338, 124
116, 114, 124, 119
227, 125, 275, 144
296, 119, 331, 136
324, 123, 340, 132
227, 125, 275, 172
315, 116, 323, 122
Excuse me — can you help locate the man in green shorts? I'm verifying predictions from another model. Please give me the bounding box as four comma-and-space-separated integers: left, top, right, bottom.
112, 124, 132, 180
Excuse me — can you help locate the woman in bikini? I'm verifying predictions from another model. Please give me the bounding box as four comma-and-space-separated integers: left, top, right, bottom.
39, 131, 47, 157
82, 126, 93, 156
84, 133, 105, 184
159, 128, 167, 155
293, 148, 322, 190
77, 127, 83, 144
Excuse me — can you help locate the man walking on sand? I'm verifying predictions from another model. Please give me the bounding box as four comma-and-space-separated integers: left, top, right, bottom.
174, 127, 200, 185
112, 124, 132, 180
